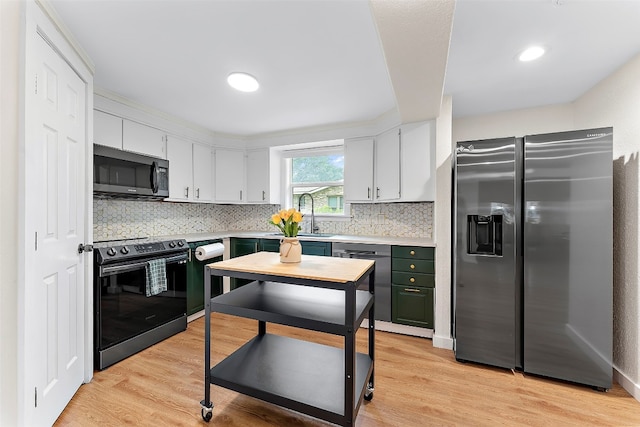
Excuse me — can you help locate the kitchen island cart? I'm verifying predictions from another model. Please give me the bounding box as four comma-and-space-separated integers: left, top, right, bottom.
200, 251, 376, 426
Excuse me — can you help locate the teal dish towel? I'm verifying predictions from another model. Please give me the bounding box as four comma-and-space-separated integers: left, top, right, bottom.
145, 258, 167, 297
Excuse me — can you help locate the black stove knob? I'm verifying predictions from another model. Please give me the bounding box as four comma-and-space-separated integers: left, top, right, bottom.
169, 241, 176, 248
177, 241, 184, 247
120, 247, 130, 255
107, 247, 117, 256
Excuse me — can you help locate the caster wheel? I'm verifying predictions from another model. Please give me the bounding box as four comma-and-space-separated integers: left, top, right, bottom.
201, 408, 213, 422
364, 389, 373, 401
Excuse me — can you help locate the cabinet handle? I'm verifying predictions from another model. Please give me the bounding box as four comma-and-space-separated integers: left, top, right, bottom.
410, 264, 415, 269
185, 187, 189, 198
262, 190, 266, 201
240, 190, 243, 200
196, 188, 200, 199
410, 250, 415, 256
367, 187, 371, 199
376, 187, 380, 199
404, 288, 421, 293
410, 277, 416, 283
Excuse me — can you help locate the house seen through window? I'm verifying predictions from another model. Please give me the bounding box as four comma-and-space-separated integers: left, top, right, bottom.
288, 149, 345, 217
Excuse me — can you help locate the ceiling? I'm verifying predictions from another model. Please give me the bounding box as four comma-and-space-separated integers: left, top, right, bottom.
49, 0, 640, 138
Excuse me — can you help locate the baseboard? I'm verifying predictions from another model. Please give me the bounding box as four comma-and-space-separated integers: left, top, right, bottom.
614, 366, 640, 402
432, 333, 454, 350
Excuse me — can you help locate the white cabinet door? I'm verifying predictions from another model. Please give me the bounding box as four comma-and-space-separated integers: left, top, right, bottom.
215, 149, 245, 202
122, 119, 166, 159
375, 128, 400, 201
193, 143, 214, 202
344, 137, 374, 201
401, 121, 436, 201
166, 136, 193, 201
93, 110, 122, 149
246, 149, 269, 203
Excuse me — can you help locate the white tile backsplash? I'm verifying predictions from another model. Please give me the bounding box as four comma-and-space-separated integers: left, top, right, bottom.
93, 199, 433, 241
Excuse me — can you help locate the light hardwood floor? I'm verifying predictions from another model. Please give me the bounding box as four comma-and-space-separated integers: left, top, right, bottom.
56, 313, 640, 426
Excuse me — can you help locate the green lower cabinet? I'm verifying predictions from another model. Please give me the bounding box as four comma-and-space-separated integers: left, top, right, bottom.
229, 238, 283, 290
259, 238, 281, 253
300, 240, 332, 256
187, 240, 223, 316
391, 284, 434, 328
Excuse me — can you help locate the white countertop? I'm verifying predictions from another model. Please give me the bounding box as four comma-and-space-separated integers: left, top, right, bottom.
155, 230, 435, 247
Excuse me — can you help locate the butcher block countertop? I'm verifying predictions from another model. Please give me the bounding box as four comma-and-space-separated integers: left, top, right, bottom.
207, 251, 374, 284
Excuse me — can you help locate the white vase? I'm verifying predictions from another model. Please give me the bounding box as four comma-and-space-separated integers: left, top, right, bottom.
280, 237, 302, 263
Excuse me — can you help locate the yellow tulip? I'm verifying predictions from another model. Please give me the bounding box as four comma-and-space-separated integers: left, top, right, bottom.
292, 212, 303, 223
271, 213, 281, 224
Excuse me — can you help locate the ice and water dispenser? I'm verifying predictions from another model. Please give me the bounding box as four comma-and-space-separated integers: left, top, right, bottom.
467, 215, 502, 256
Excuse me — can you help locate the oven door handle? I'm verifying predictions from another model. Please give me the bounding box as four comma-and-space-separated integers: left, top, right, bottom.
99, 253, 188, 277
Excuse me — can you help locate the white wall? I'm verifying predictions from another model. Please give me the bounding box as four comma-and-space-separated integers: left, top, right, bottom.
448, 52, 640, 400
573, 52, 640, 400
0, 1, 21, 424
433, 95, 453, 349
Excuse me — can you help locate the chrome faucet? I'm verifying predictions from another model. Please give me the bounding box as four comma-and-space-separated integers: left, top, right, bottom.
298, 192, 319, 234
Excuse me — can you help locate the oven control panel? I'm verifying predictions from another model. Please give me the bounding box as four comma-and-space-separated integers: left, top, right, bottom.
95, 239, 188, 264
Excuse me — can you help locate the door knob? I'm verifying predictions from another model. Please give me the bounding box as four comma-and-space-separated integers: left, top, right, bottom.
78, 243, 93, 254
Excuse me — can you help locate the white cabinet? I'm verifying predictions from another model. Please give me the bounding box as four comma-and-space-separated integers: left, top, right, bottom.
215, 149, 245, 202
246, 149, 280, 204
193, 143, 214, 201
166, 136, 213, 202
374, 127, 401, 201
94, 110, 122, 149
344, 138, 374, 201
123, 119, 166, 159
344, 131, 400, 202
344, 120, 435, 203
400, 121, 436, 202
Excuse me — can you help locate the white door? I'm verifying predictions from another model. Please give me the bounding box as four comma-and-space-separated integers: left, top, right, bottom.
23, 32, 87, 426
193, 143, 214, 201
166, 135, 193, 200
215, 149, 245, 202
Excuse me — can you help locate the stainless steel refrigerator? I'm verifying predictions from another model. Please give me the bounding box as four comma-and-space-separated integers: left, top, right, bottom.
453, 128, 612, 390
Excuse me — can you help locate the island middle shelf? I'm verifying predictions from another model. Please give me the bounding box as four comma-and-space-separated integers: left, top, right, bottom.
209, 280, 374, 335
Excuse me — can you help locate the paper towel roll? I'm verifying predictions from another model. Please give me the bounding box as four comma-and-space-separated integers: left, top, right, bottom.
195, 243, 224, 261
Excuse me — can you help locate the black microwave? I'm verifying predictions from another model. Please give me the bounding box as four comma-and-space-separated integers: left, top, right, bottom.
94, 144, 169, 200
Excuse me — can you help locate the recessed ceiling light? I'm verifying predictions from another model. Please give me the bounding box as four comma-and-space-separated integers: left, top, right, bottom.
519, 46, 545, 62
227, 72, 259, 92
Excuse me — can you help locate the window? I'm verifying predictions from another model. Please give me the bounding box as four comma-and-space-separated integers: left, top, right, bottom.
282, 144, 346, 217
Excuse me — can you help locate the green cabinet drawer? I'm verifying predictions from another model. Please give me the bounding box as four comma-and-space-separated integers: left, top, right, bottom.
392, 284, 434, 328
392, 271, 434, 288
392, 246, 434, 260
392, 258, 434, 274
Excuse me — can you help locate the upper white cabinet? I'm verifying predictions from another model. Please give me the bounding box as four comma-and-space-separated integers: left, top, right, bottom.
94, 110, 122, 149
344, 130, 400, 202
193, 143, 214, 202
344, 120, 436, 203
374, 127, 401, 201
166, 136, 213, 202
400, 121, 436, 202
123, 119, 166, 159
215, 149, 245, 202
344, 138, 374, 201
246, 148, 280, 204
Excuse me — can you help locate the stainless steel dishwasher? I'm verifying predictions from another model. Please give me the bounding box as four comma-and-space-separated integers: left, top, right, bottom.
332, 242, 392, 322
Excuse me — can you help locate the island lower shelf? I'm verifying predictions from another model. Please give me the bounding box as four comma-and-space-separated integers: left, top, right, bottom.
210, 333, 373, 424
210, 280, 374, 335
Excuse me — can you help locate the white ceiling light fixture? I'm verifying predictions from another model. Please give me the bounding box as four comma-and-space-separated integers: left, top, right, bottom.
518, 46, 546, 62
227, 72, 259, 92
